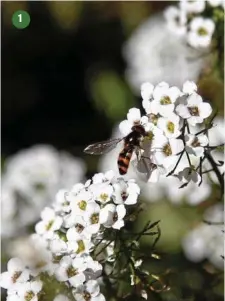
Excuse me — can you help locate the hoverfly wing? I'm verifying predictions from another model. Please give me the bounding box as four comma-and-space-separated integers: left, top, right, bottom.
84, 138, 123, 155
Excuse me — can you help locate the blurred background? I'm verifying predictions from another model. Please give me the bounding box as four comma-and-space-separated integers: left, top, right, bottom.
1, 1, 224, 301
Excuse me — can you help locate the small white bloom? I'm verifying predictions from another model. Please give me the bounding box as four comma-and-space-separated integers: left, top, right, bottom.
119, 108, 148, 136
0, 258, 30, 290
100, 204, 126, 230
68, 190, 95, 216
150, 82, 181, 117
185, 134, 208, 157
178, 167, 201, 184
164, 5, 187, 35
49, 235, 68, 255
35, 207, 63, 239
112, 179, 140, 205
83, 256, 103, 280
54, 189, 71, 213
176, 92, 212, 125
151, 136, 184, 170
141, 82, 154, 101
17, 280, 43, 301
83, 202, 101, 235
55, 256, 86, 287
67, 236, 93, 257
74, 280, 105, 301
180, 0, 206, 13
187, 17, 215, 48
89, 182, 113, 204
182, 81, 197, 95
65, 216, 91, 239
157, 113, 181, 138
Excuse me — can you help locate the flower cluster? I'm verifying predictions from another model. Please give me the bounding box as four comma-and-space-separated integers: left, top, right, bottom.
99, 82, 224, 206
123, 14, 206, 92
165, 0, 224, 48
182, 203, 224, 269
118, 81, 215, 186
1, 145, 86, 237
1, 171, 141, 301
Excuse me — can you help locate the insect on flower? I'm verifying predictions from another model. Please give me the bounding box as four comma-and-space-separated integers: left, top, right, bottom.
84, 124, 156, 175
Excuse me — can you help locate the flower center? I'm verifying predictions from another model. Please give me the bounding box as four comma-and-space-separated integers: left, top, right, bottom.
46, 220, 54, 231
188, 106, 199, 116
90, 213, 99, 224
197, 27, 208, 36
160, 96, 171, 105
75, 223, 84, 233
100, 193, 108, 202
78, 200, 87, 211
163, 143, 172, 156
76, 240, 85, 254
33, 183, 45, 191
191, 137, 201, 147
83, 291, 91, 301
121, 191, 127, 201
35, 260, 47, 269
148, 113, 159, 125
62, 201, 70, 206
167, 121, 175, 133
25, 291, 35, 301
12, 271, 22, 283
67, 266, 78, 278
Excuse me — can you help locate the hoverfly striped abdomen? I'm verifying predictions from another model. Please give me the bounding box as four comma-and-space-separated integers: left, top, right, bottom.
117, 144, 134, 175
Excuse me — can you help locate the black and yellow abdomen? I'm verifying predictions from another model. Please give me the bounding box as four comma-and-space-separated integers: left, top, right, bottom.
117, 145, 134, 175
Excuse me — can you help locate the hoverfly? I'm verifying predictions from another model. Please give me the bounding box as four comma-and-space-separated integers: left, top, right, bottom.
84, 124, 153, 175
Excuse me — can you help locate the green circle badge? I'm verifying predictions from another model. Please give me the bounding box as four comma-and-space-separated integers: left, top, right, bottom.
12, 10, 30, 29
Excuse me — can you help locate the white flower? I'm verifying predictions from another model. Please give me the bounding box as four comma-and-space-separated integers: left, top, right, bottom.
100, 204, 126, 230
182, 81, 197, 95
178, 167, 201, 184
74, 280, 105, 301
1, 145, 85, 237
55, 256, 86, 287
164, 5, 187, 35
49, 235, 68, 255
176, 92, 212, 125
92, 171, 115, 184
180, 0, 206, 13
67, 236, 93, 257
185, 134, 208, 157
82, 256, 103, 280
150, 82, 181, 117
119, 108, 148, 136
89, 182, 113, 204
54, 189, 71, 213
157, 113, 181, 138
17, 280, 43, 301
151, 136, 184, 170
141, 82, 154, 101
187, 17, 215, 48
64, 216, 91, 239
35, 207, 63, 239
123, 14, 206, 92
182, 204, 224, 269
83, 202, 101, 235
112, 179, 140, 205
69, 190, 95, 216
0, 258, 30, 290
